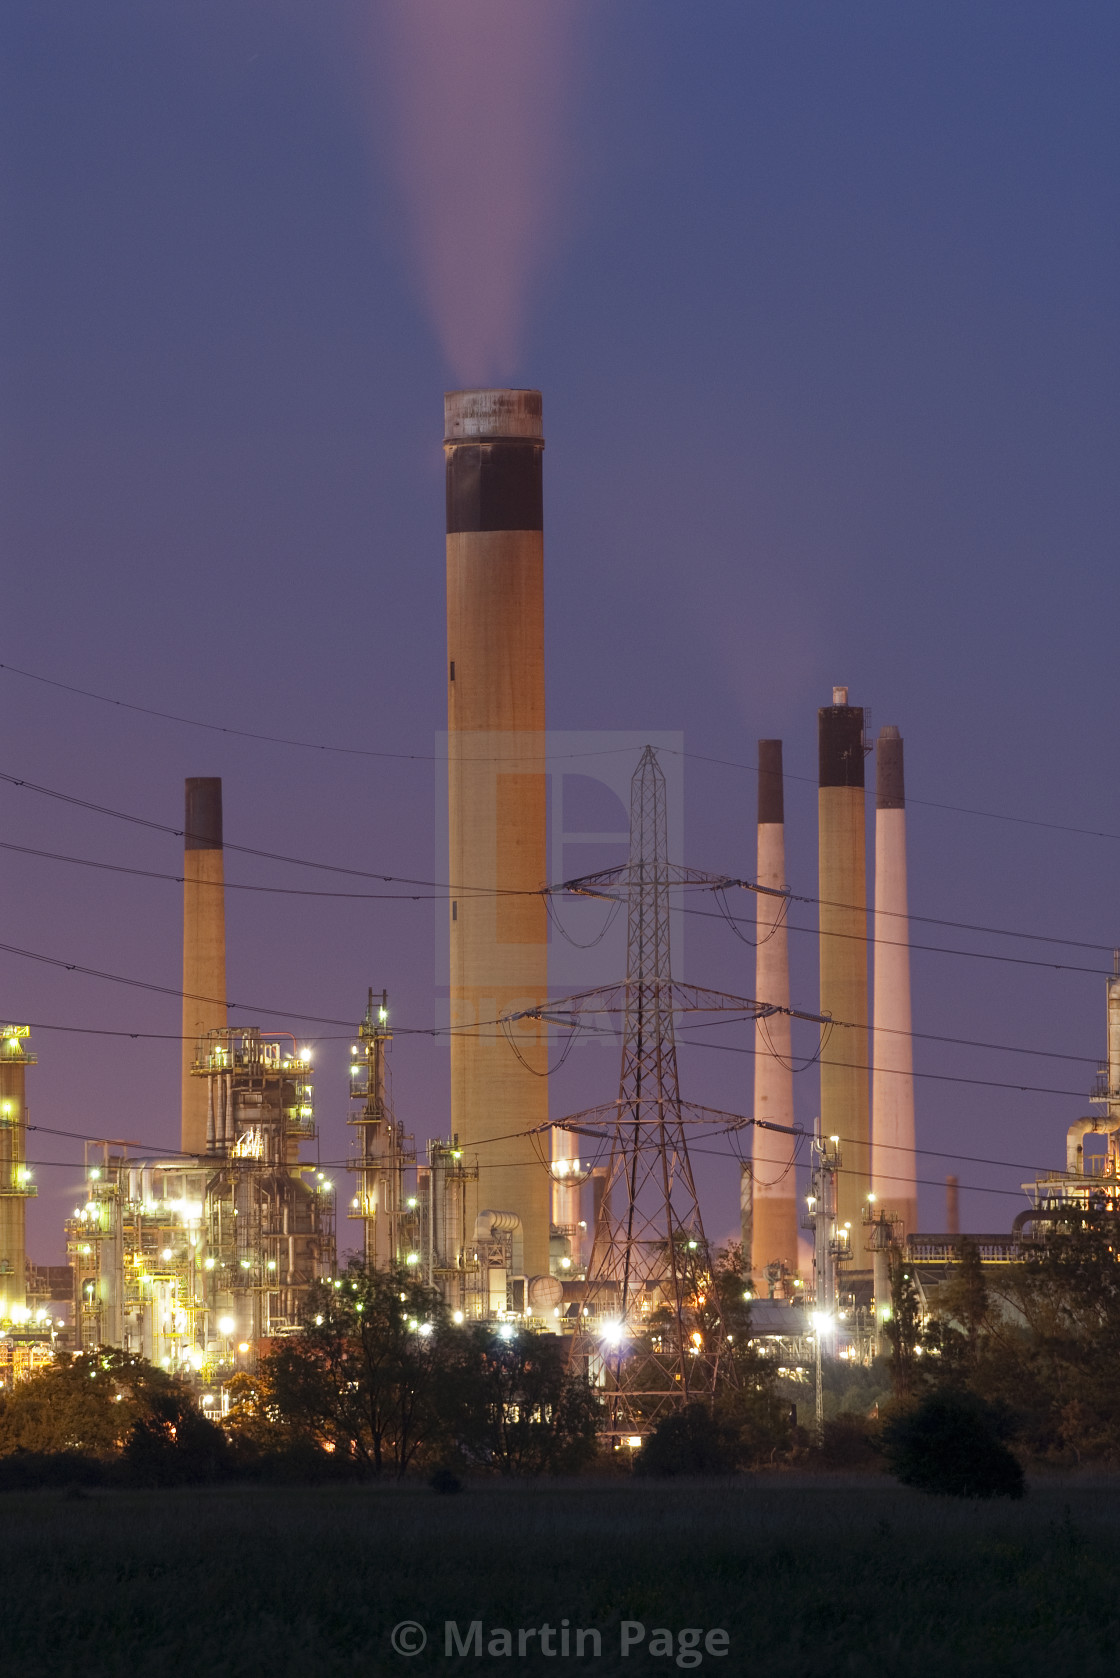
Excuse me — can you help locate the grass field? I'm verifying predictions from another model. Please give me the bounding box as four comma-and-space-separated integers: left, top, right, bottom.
5, 1474, 1117, 1677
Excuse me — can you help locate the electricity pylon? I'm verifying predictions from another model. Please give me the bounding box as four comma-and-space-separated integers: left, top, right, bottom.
508, 746, 821, 1442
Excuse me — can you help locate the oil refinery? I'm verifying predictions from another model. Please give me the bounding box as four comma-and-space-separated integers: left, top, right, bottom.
0, 389, 1110, 1410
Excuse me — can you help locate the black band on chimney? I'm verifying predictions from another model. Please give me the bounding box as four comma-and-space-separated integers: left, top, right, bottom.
757, 740, 784, 825
185, 778, 223, 850
446, 441, 543, 534
877, 727, 905, 809
818, 707, 865, 789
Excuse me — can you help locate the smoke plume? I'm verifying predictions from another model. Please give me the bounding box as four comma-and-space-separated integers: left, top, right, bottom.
367, 0, 582, 384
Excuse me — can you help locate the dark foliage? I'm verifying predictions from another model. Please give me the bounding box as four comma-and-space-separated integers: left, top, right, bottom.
124, 1389, 231, 1486
441, 1326, 601, 1475
634, 1402, 740, 1477
881, 1389, 1024, 1500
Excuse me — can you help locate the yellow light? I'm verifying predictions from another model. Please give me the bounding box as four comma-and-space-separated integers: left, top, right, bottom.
218, 1317, 235, 1334
90, 1169, 101, 1181
453, 1310, 464, 1325
406, 1253, 420, 1266
237, 1342, 250, 1354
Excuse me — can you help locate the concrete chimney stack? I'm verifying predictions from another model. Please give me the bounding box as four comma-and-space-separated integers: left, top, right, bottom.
0, 1026, 35, 1318
181, 778, 227, 1156
946, 1174, 960, 1236
751, 741, 798, 1286
818, 692, 871, 1264
871, 726, 918, 1235
445, 389, 550, 1280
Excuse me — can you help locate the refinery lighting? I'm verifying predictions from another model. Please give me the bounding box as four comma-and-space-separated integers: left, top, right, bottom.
217, 1317, 235, 1335
600, 1320, 625, 1346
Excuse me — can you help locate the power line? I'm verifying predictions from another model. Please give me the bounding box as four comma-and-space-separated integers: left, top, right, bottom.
0, 662, 633, 769
664, 746, 1120, 847
5, 656, 1120, 847
0, 770, 513, 897
6, 766, 1116, 980
683, 901, 1116, 980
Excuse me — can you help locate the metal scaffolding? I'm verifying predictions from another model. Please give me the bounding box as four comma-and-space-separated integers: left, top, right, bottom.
347, 991, 417, 1269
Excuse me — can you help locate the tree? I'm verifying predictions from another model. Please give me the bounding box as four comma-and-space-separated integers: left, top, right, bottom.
924, 1238, 990, 1380
885, 1256, 922, 1401
635, 1402, 739, 1477
976, 1211, 1120, 1462
881, 1389, 1024, 1500
442, 1327, 600, 1476
124, 1387, 230, 1485
0, 1350, 180, 1458
265, 1262, 451, 1476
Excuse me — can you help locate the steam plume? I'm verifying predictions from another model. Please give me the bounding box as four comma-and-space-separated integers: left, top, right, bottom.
369, 0, 582, 382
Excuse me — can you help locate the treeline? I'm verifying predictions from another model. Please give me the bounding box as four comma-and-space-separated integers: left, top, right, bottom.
877, 1210, 1120, 1477
0, 1252, 794, 1487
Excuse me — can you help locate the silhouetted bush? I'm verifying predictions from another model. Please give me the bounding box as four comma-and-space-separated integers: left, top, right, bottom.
429, 1467, 462, 1494
881, 1390, 1024, 1500
124, 1391, 231, 1486
634, 1402, 739, 1477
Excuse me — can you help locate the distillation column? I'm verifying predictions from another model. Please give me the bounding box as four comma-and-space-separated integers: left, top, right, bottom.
181, 778, 227, 1157
818, 689, 871, 1265
0, 1028, 35, 1318
871, 726, 918, 1235
445, 389, 550, 1279
751, 740, 798, 1286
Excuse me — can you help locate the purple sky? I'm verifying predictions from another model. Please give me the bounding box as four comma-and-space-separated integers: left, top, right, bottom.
1, 1, 1117, 1264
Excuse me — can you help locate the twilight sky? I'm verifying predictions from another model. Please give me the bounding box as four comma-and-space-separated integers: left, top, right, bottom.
1, 0, 1117, 1264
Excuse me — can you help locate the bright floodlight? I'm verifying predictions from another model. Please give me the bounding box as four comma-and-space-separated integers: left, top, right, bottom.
218, 1316, 235, 1335
600, 1319, 625, 1346
811, 1311, 834, 1334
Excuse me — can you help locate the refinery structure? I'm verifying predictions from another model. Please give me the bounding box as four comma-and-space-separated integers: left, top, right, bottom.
0, 386, 1112, 1414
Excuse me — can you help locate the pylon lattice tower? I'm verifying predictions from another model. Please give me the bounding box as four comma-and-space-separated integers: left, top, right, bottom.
510, 747, 819, 1442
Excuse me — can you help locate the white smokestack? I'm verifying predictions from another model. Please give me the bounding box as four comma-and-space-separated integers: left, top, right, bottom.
751, 740, 798, 1288
871, 726, 917, 1234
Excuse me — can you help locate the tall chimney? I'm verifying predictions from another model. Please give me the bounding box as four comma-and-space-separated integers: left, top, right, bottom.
945, 1174, 960, 1236
445, 389, 550, 1280
751, 740, 798, 1285
871, 726, 918, 1235
818, 689, 871, 1264
181, 778, 226, 1156
0, 1026, 35, 1318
